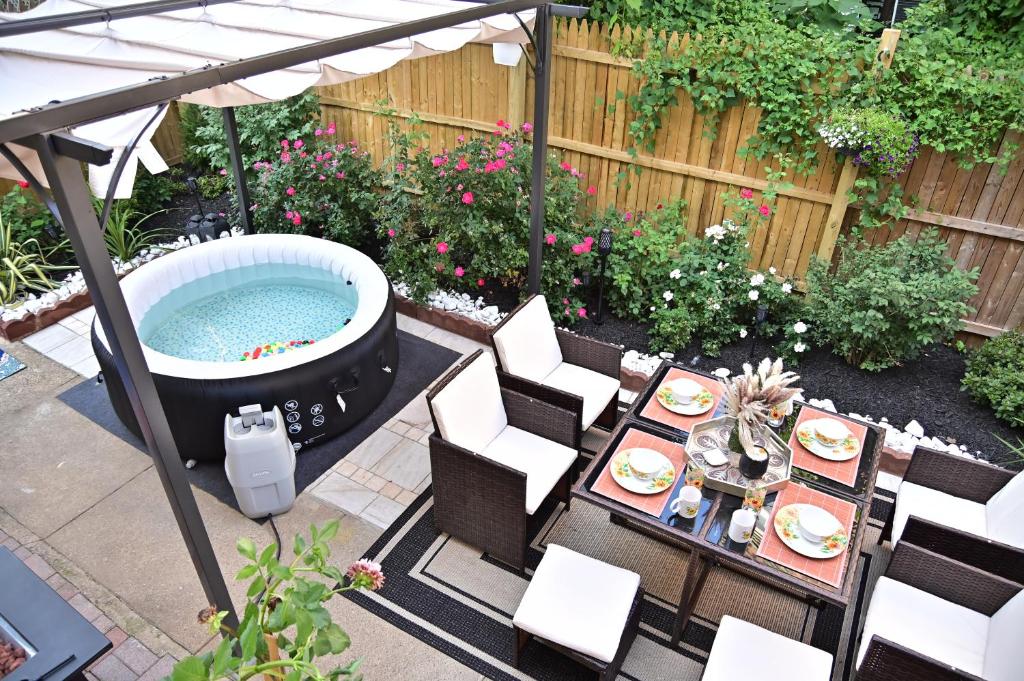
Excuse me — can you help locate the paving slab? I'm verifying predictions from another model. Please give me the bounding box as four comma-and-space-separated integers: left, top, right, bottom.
311, 473, 379, 516
391, 388, 432, 431
0, 342, 79, 415
343, 428, 403, 470
370, 438, 430, 490
0, 396, 152, 537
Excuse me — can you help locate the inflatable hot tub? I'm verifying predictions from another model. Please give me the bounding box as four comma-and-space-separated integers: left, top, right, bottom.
92, 234, 398, 461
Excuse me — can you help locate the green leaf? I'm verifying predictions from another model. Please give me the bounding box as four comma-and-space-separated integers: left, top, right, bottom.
210, 637, 234, 678
236, 537, 256, 561
239, 616, 260, 662
246, 574, 266, 599
295, 608, 314, 646
318, 520, 340, 543
169, 656, 209, 681
235, 564, 258, 581
258, 543, 277, 567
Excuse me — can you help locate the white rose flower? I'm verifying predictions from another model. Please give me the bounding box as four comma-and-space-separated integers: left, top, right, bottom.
781, 283, 793, 294
716, 262, 726, 271
748, 289, 759, 301
663, 290, 674, 302
712, 302, 721, 310
739, 328, 748, 338
793, 321, 808, 334
769, 266, 777, 275
750, 273, 765, 286
650, 306, 656, 312
794, 342, 807, 353
669, 269, 682, 279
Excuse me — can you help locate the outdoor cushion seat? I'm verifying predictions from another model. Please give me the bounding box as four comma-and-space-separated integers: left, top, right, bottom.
540, 361, 620, 431
491, 295, 564, 383
703, 616, 833, 680
481, 425, 577, 515
892, 482, 989, 546
857, 576, 990, 677
513, 544, 642, 679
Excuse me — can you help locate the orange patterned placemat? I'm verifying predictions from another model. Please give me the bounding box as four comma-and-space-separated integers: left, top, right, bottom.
639, 368, 725, 433
788, 407, 867, 487
592, 427, 687, 517
756, 483, 857, 589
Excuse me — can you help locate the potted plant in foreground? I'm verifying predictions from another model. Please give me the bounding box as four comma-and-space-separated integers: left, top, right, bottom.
168, 521, 383, 681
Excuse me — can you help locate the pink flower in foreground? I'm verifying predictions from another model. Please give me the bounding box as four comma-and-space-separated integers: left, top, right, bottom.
497, 119, 510, 129
294, 139, 304, 149
327, 124, 336, 135
318, 174, 326, 182
462, 192, 474, 205
572, 244, 583, 255
16, 180, 29, 189
759, 204, 771, 216
336, 172, 345, 179
522, 122, 534, 132
280, 139, 289, 149
315, 128, 323, 136
455, 157, 470, 171
285, 211, 294, 219
454, 266, 465, 278
286, 186, 296, 196
219, 168, 227, 176
587, 185, 597, 196
564, 307, 570, 316
436, 242, 449, 254
740, 188, 753, 199
578, 307, 587, 318
387, 229, 396, 238
292, 216, 302, 226
545, 233, 557, 245
583, 236, 594, 246
560, 161, 572, 172
347, 559, 385, 591
573, 277, 581, 286
477, 278, 485, 287
280, 152, 291, 163
624, 211, 633, 222
633, 229, 642, 237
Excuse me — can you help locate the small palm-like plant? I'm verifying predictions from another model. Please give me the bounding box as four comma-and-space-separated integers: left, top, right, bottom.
725, 357, 802, 454
103, 201, 170, 263
0, 212, 75, 306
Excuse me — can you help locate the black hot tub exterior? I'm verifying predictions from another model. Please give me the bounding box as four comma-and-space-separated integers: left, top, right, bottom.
91, 291, 398, 461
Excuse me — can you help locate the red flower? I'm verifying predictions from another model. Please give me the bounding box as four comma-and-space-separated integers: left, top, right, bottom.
759, 204, 771, 216
587, 185, 597, 196
436, 242, 449, 254
632, 229, 642, 237
16, 180, 29, 189
741, 188, 754, 199
477, 278, 485, 287
560, 161, 572, 172
545, 233, 557, 245
461, 192, 474, 205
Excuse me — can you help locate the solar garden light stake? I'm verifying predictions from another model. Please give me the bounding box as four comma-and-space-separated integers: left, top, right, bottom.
747, 304, 769, 360
595, 227, 612, 324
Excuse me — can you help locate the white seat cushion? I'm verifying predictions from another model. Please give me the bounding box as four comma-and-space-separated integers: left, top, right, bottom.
513, 545, 640, 663
430, 352, 507, 454
492, 295, 563, 383
480, 426, 577, 514
704, 616, 833, 681
986, 471, 1024, 549
541, 361, 620, 430
856, 576, 988, 676
893, 481, 988, 545
984, 589, 1024, 681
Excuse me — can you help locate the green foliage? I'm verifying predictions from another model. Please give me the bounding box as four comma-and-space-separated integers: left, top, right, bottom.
806, 231, 979, 371
962, 330, 1024, 427
196, 173, 230, 200
770, 0, 876, 32
169, 521, 375, 681
1, 184, 63, 254
180, 91, 321, 174
0, 212, 73, 306
818, 107, 919, 177
592, 201, 688, 320
379, 120, 594, 321
103, 202, 171, 263
131, 167, 187, 213
252, 126, 381, 249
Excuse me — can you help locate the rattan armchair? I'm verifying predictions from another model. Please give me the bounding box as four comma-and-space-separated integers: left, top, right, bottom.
426, 350, 579, 571
878, 445, 1023, 583
490, 294, 623, 436
856, 542, 1023, 681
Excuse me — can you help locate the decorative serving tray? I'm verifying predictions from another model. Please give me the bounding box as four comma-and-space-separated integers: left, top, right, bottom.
685, 416, 793, 497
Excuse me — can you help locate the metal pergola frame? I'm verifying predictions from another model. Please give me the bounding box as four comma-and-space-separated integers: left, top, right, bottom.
0, 0, 581, 629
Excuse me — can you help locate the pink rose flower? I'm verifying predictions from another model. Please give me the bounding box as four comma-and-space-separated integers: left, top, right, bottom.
572, 244, 583, 255
545, 233, 557, 245
741, 188, 753, 199
560, 161, 572, 171
522, 122, 533, 133
573, 277, 581, 286
457, 135, 465, 142
436, 242, 449, 254
292, 216, 301, 226
336, 172, 345, 179
396, 163, 405, 172
280, 152, 291, 163
294, 140, 304, 149
388, 229, 396, 237
347, 559, 385, 591
587, 185, 597, 195
759, 205, 771, 216
454, 266, 465, 277
462, 192, 474, 205
280, 140, 289, 149
578, 308, 587, 318
286, 186, 296, 196
219, 168, 227, 176
455, 157, 470, 171
285, 211, 293, 219
326, 124, 336, 135
477, 278, 485, 287
315, 128, 323, 136
318, 174, 326, 181
497, 119, 510, 129
299, 152, 307, 159
624, 211, 633, 221
633, 229, 642, 237
583, 236, 594, 246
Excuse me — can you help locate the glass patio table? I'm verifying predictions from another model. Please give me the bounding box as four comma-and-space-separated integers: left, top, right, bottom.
572, 361, 883, 645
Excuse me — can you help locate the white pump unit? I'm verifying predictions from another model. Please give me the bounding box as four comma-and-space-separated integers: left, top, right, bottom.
224, 404, 296, 519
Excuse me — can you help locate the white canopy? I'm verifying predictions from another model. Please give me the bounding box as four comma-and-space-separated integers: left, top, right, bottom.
0, 0, 532, 195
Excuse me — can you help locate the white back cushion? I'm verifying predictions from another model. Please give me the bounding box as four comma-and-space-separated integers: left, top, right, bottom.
430, 352, 507, 453
492, 295, 562, 383
986, 472, 1024, 549
984, 589, 1024, 681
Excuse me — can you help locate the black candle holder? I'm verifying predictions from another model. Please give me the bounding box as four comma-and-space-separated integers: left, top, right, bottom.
595, 227, 613, 325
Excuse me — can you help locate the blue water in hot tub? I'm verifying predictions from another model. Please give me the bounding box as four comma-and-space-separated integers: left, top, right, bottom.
138, 263, 357, 363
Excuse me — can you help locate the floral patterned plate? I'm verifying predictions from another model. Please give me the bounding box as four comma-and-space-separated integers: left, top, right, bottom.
656, 385, 714, 416
772, 504, 849, 559
796, 419, 860, 462
610, 449, 676, 495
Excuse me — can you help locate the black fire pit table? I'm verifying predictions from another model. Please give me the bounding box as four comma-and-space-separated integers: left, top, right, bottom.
0, 548, 110, 681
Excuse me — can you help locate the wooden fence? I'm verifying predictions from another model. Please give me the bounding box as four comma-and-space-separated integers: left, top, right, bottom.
318, 18, 1023, 337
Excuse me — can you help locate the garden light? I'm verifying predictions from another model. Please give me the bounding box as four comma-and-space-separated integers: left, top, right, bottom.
595, 227, 613, 325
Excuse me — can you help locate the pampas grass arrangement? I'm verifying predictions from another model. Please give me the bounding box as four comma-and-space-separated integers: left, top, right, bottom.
725, 358, 802, 455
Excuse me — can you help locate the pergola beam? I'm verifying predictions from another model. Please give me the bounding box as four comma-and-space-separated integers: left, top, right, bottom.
0, 0, 244, 38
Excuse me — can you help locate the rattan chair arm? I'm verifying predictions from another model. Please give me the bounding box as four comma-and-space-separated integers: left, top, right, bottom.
555, 328, 623, 379
496, 370, 584, 429
501, 387, 579, 450
886, 542, 1022, 616
857, 636, 984, 681
901, 516, 1024, 584
903, 446, 1013, 503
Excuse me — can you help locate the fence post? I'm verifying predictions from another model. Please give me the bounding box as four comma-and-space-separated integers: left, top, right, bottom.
506, 53, 528, 128
816, 28, 901, 263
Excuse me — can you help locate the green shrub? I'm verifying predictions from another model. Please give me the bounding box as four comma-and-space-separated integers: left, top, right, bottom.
180, 91, 321, 175
1, 184, 61, 248
130, 167, 187, 213
379, 120, 593, 320
0, 212, 73, 306
196, 173, 230, 200
807, 231, 979, 371
592, 201, 688, 320
103, 202, 171, 263
251, 126, 380, 249
963, 330, 1024, 427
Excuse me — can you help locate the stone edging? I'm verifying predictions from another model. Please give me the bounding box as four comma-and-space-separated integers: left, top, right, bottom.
0, 290, 94, 342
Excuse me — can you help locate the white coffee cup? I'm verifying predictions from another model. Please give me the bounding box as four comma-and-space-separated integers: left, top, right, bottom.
728, 508, 757, 544
669, 485, 702, 518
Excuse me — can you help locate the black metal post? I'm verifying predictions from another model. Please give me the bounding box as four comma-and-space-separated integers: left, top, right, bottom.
222, 107, 253, 235
33, 133, 239, 632
527, 3, 553, 295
